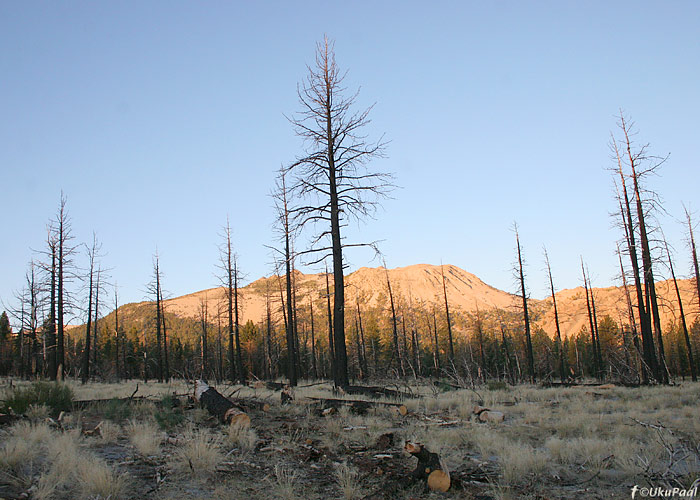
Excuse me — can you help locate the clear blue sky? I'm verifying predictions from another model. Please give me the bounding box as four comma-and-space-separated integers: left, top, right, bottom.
2, 1, 699, 317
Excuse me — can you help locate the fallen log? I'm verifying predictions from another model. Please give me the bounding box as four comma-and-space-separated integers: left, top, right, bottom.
195, 380, 250, 427
305, 396, 408, 416
472, 405, 505, 423
341, 385, 415, 400
404, 441, 451, 492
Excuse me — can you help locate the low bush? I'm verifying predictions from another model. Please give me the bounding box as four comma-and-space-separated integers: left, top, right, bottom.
2, 381, 73, 417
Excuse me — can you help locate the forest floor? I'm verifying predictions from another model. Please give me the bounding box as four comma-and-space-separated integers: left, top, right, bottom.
0, 378, 698, 499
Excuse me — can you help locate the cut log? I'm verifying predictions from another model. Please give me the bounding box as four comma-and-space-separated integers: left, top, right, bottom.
342, 385, 415, 400
195, 380, 250, 426
427, 469, 451, 492
473, 405, 504, 423
306, 396, 408, 416
404, 441, 451, 492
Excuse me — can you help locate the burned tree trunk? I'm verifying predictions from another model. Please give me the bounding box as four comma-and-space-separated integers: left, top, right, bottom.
194, 380, 250, 426
665, 240, 696, 382
440, 264, 455, 364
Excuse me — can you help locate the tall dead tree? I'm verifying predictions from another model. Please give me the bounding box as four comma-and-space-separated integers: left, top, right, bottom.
81, 235, 100, 384
385, 265, 404, 375
617, 243, 642, 380
272, 172, 298, 386
218, 218, 240, 384
685, 207, 700, 319
581, 259, 601, 380
429, 306, 441, 374
92, 266, 101, 375
199, 296, 209, 378
150, 254, 165, 382
324, 264, 335, 381
614, 164, 657, 382
514, 224, 535, 383
159, 281, 170, 382
54, 193, 76, 380
544, 248, 566, 382
114, 284, 120, 380
43, 228, 58, 379
664, 239, 696, 381
612, 114, 668, 383
286, 36, 390, 388
440, 264, 455, 364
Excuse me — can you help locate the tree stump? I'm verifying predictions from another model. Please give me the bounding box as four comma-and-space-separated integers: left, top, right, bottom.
404, 441, 451, 492
195, 380, 250, 427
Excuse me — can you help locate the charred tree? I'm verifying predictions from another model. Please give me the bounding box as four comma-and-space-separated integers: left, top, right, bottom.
665, 239, 696, 381
514, 225, 535, 383
385, 265, 404, 375
285, 37, 390, 388
440, 264, 455, 364
544, 248, 566, 383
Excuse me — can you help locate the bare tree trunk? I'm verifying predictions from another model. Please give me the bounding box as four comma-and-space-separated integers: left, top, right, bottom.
431, 307, 441, 374
114, 285, 120, 381
581, 260, 600, 380
544, 248, 566, 383
92, 267, 100, 377
81, 246, 95, 384
665, 240, 696, 381
325, 266, 335, 382
309, 296, 317, 379
385, 266, 404, 376
617, 243, 642, 380
154, 256, 164, 382
685, 208, 700, 331
233, 257, 244, 384
440, 264, 455, 364
620, 117, 668, 383
515, 226, 535, 383
47, 234, 57, 380
199, 297, 209, 379
356, 298, 368, 378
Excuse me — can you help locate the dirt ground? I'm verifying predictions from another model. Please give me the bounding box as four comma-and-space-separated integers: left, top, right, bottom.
0, 379, 698, 499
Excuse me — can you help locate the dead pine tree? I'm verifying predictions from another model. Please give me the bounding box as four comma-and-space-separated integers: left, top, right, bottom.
613, 159, 657, 383
147, 253, 165, 382
616, 242, 643, 381
113, 284, 121, 380
581, 257, 604, 380
285, 36, 391, 388
199, 296, 209, 379
513, 223, 535, 383
39, 227, 58, 380
158, 281, 170, 382
664, 238, 696, 381
384, 263, 404, 376
218, 218, 241, 384
81, 234, 101, 384
324, 264, 335, 381
54, 193, 77, 380
544, 247, 566, 383
614, 113, 669, 383
685, 206, 700, 324
440, 264, 456, 365
271, 171, 299, 387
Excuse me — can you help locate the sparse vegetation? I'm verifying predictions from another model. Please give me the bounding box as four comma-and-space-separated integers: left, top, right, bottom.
2, 381, 73, 416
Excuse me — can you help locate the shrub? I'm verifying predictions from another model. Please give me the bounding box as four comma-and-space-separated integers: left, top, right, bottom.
155, 395, 185, 430
101, 398, 132, 421
487, 380, 509, 392
3, 382, 73, 417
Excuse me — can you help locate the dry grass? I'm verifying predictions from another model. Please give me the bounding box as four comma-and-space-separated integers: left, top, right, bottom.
98, 420, 122, 444
272, 464, 299, 500
75, 455, 128, 499
173, 427, 224, 478
335, 461, 363, 499
226, 421, 258, 451
0, 378, 696, 499
128, 420, 161, 456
